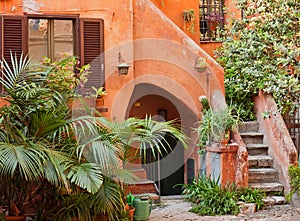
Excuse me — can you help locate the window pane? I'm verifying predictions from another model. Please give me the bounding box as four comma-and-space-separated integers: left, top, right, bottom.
28, 19, 74, 61
53, 20, 74, 60
28, 19, 48, 61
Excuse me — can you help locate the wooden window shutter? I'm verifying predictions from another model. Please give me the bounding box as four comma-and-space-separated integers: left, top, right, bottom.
80, 18, 104, 93
0, 16, 27, 92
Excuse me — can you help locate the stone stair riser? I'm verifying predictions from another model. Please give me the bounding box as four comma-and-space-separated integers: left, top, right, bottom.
247, 147, 268, 156
125, 183, 157, 195
238, 122, 259, 133
248, 157, 273, 168
130, 169, 147, 180
249, 183, 284, 193
248, 169, 278, 183
243, 136, 264, 145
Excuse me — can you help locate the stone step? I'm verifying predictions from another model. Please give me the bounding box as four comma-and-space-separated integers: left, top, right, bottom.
240, 132, 264, 144
248, 168, 278, 183
262, 196, 287, 207
249, 182, 284, 193
247, 143, 269, 155
125, 179, 158, 196
129, 168, 147, 180
239, 121, 259, 133
248, 155, 273, 168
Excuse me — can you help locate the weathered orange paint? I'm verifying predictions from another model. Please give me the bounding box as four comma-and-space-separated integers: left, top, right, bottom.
206, 144, 239, 187
253, 91, 298, 194
151, 0, 200, 43
0, 0, 243, 186
232, 130, 249, 187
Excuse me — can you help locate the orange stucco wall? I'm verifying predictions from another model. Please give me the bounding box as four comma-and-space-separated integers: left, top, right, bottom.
0, 0, 230, 118
0, 0, 242, 185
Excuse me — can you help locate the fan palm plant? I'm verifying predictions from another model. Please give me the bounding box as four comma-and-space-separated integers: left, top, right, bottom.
81, 115, 188, 220
0, 53, 189, 220
0, 53, 103, 217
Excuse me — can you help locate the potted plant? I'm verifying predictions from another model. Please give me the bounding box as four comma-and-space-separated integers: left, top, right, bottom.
182, 9, 196, 33
196, 103, 242, 153
90, 86, 107, 106
195, 57, 208, 73
206, 12, 223, 31
0, 53, 104, 220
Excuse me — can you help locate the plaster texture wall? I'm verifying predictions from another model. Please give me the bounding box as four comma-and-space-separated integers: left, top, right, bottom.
254, 91, 298, 194
0, 0, 231, 186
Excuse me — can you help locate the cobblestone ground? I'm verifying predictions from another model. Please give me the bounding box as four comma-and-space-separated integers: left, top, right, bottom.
149, 199, 300, 221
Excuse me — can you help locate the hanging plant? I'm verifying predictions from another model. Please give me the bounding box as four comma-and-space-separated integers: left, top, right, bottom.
182, 9, 196, 33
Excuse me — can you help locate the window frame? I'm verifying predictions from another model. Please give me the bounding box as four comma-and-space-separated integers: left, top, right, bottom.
26, 14, 80, 60
199, 0, 225, 42
0, 14, 105, 94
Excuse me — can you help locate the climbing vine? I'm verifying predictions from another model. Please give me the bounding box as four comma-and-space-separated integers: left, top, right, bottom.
216, 0, 300, 120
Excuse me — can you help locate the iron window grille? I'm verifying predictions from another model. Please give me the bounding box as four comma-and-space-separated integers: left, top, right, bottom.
199, 0, 225, 42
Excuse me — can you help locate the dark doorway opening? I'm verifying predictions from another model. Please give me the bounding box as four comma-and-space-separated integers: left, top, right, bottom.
142, 132, 184, 196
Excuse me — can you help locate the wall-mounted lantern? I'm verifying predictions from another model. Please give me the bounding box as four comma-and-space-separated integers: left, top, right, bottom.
195, 57, 208, 73
116, 52, 130, 75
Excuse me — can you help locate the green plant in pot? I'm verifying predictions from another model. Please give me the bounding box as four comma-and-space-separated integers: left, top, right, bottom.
195, 58, 208, 73
182, 9, 196, 33
196, 102, 242, 153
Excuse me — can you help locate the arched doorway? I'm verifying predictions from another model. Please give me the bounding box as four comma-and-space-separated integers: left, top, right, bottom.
127, 84, 198, 195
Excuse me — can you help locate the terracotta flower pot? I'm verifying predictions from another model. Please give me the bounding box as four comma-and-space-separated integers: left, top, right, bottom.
5, 216, 26, 221
208, 21, 218, 31
96, 97, 104, 107
127, 206, 135, 221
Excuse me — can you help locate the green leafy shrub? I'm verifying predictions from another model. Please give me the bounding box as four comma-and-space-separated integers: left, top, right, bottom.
216, 0, 300, 119
236, 187, 265, 210
182, 176, 265, 216
287, 164, 300, 201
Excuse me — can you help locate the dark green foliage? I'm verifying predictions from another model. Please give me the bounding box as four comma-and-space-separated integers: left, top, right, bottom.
182, 176, 265, 216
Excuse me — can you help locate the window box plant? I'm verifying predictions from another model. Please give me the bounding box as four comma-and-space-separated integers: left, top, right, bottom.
182, 9, 196, 33
206, 12, 223, 31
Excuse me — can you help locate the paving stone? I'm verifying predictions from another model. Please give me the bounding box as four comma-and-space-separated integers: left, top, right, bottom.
149, 199, 300, 221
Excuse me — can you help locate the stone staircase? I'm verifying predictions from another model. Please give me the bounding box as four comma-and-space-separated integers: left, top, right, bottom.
124, 167, 159, 202
239, 121, 286, 206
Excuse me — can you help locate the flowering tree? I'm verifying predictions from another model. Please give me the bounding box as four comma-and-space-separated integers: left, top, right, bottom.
216, 0, 299, 119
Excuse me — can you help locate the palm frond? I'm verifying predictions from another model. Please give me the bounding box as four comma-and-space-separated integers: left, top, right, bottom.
90, 178, 124, 220
67, 162, 103, 194
0, 52, 32, 90
85, 141, 120, 175
0, 143, 44, 180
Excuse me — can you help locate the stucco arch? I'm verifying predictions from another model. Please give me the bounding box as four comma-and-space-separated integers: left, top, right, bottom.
111, 74, 199, 122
